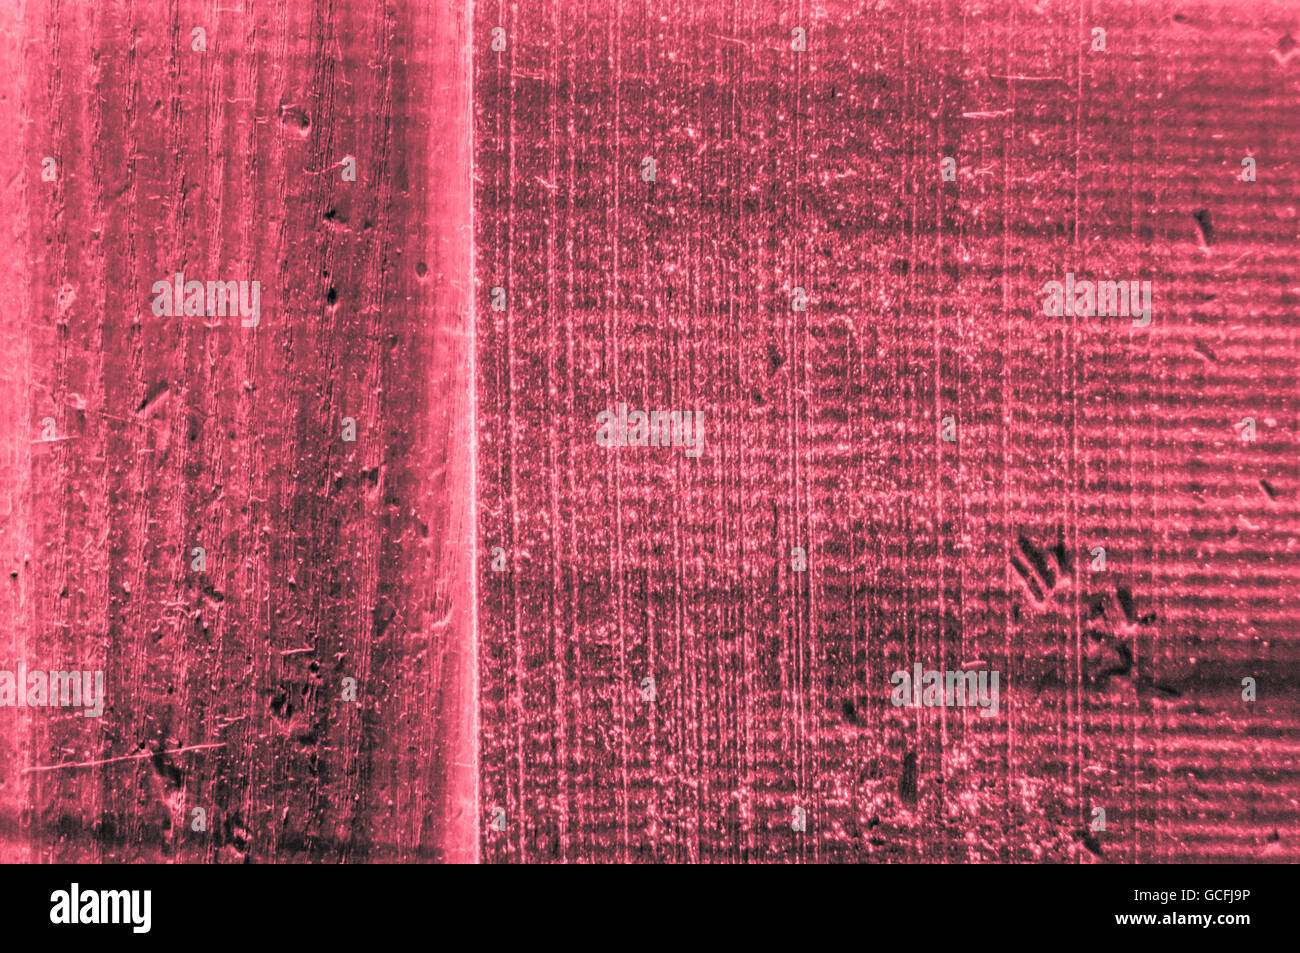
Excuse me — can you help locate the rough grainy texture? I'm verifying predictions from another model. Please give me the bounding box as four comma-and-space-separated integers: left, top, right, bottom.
0, 0, 476, 862
2, 0, 1296, 868
475, 0, 1299, 862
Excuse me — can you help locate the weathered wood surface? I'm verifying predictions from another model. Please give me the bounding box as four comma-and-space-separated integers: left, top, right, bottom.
0, 0, 476, 862
1, 0, 1296, 866
475, 0, 1299, 862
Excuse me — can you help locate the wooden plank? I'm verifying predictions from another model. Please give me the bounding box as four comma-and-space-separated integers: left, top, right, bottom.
0, 0, 475, 862
474, 0, 1300, 863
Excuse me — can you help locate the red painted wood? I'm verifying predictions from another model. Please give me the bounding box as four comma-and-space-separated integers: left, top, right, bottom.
1, 0, 1296, 866
0, 0, 476, 862
474, 0, 1300, 862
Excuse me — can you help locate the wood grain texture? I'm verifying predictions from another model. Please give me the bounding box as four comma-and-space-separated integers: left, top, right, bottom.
1, 0, 1296, 867
475, 0, 1299, 862
0, 0, 476, 862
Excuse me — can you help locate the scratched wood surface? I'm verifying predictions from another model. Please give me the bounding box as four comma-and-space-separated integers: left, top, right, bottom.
475, 0, 1300, 862
0, 0, 476, 862
1, 0, 1295, 867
